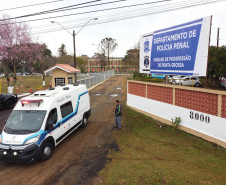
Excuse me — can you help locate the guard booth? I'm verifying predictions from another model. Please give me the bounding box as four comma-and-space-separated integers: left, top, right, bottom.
44, 64, 80, 87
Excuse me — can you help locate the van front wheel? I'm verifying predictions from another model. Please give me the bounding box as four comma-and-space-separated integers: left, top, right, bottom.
40, 142, 53, 161
81, 115, 88, 128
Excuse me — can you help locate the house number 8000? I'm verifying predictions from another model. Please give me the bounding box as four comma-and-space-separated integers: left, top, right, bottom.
190, 111, 210, 123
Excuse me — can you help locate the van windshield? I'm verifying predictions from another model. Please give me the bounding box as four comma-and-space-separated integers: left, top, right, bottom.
5, 110, 46, 134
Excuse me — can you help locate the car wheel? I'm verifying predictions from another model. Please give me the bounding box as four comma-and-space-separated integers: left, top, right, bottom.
6, 99, 15, 109
195, 82, 200, 87
40, 142, 53, 161
81, 115, 88, 128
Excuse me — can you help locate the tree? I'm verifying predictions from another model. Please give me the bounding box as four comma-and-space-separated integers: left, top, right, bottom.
123, 48, 139, 66
0, 14, 45, 90
92, 53, 106, 71
98, 38, 118, 70
58, 44, 67, 57
57, 43, 74, 66
56, 45, 86, 73
57, 55, 73, 65
96, 53, 106, 71
76, 57, 86, 73
123, 41, 140, 69
33, 44, 56, 86
208, 45, 226, 87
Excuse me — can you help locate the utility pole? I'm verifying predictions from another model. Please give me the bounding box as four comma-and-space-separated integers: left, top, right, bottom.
204, 15, 212, 88
73, 30, 77, 83
51, 18, 98, 84
108, 43, 109, 71
217, 27, 219, 48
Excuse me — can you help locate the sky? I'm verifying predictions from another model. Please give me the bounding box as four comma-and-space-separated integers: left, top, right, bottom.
1, 0, 226, 58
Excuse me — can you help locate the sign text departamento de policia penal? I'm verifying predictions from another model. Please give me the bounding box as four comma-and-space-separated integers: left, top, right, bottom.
140, 17, 211, 76
151, 24, 201, 71
153, 30, 197, 68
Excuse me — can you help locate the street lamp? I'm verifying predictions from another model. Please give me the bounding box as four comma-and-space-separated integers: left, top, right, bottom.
51, 18, 98, 83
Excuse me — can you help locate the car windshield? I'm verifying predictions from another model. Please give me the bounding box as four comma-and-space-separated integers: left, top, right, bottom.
5, 110, 46, 133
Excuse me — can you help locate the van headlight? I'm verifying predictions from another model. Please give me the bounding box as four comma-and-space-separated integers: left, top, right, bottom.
24, 135, 40, 145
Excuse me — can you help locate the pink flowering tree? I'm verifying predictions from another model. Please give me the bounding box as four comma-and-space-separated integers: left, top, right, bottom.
0, 14, 45, 91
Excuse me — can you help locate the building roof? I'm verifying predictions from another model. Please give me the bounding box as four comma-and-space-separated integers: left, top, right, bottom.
44, 64, 80, 74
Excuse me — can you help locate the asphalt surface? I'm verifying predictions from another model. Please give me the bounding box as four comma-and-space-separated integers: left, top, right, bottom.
0, 75, 128, 185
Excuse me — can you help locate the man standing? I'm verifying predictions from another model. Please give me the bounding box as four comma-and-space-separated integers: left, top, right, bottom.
115, 100, 122, 129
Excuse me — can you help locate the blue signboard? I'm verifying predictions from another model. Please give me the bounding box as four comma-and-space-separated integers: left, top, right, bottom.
151, 24, 201, 72
140, 17, 211, 76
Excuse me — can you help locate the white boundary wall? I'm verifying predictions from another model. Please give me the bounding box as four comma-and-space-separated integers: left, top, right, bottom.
127, 93, 226, 147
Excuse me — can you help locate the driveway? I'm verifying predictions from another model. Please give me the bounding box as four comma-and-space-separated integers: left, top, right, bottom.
0, 75, 128, 185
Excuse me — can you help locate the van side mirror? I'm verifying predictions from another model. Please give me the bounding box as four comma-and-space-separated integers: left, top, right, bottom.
47, 121, 55, 130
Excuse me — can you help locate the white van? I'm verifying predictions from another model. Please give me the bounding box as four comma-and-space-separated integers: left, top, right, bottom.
0, 84, 91, 163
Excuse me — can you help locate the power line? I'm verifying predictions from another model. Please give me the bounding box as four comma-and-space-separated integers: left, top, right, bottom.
3, 0, 172, 24
32, 3, 172, 30
0, 0, 64, 12
1, 0, 118, 21
31, 0, 187, 30
31, 0, 226, 35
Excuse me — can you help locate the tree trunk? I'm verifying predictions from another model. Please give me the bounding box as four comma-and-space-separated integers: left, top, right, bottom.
104, 58, 106, 71
13, 62, 17, 86
6, 59, 10, 87
42, 72, 46, 86
23, 64, 25, 76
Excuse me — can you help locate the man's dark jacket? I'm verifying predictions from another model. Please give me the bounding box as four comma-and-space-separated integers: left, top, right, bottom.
115, 104, 122, 116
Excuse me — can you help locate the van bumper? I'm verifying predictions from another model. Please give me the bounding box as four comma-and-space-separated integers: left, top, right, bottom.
0, 143, 39, 163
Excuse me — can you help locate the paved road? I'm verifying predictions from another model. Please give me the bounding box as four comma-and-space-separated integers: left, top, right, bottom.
0, 75, 127, 185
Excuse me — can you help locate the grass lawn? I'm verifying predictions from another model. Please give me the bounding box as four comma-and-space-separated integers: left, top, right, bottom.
98, 105, 226, 185
0, 76, 52, 94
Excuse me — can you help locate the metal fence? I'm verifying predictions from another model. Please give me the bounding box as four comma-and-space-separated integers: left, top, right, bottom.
77, 70, 115, 88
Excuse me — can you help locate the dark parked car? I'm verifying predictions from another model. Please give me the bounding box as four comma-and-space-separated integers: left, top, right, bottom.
0, 93, 18, 109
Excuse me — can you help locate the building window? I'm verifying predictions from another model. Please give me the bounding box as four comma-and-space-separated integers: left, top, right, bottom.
55, 78, 65, 86
68, 77, 73, 84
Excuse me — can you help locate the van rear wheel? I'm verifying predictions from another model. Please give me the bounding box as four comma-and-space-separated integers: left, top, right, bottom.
40, 142, 53, 161
81, 115, 88, 128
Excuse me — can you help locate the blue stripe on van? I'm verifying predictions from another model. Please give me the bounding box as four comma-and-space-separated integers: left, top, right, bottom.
54, 91, 88, 126
23, 91, 88, 145
22, 130, 46, 145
